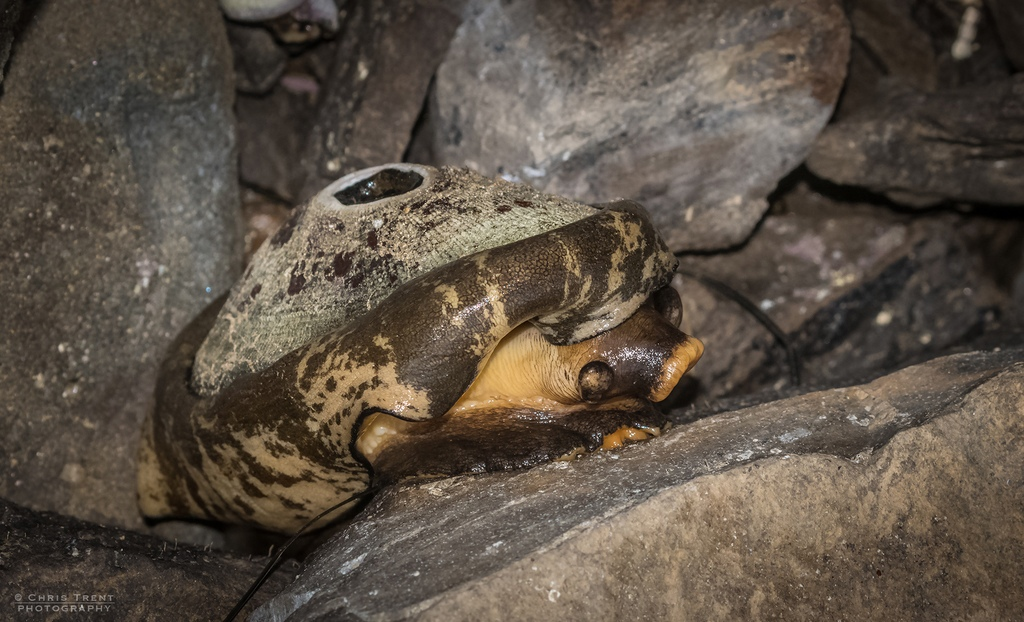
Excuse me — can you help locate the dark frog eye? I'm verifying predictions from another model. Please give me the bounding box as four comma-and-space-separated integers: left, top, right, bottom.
334, 168, 424, 205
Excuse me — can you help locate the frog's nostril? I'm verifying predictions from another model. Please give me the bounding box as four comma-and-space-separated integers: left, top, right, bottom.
578, 360, 615, 403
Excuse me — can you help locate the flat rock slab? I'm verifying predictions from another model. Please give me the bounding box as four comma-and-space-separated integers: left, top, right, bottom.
254, 347, 1024, 620
427, 0, 849, 251
0, 0, 241, 528
0, 498, 294, 621
808, 75, 1024, 207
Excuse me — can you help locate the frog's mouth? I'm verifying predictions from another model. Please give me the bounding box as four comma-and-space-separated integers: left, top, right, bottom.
354, 296, 704, 484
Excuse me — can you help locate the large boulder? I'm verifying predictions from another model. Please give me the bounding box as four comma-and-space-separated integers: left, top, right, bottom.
425, 0, 850, 251
253, 348, 1024, 620
807, 76, 1024, 207
0, 0, 241, 528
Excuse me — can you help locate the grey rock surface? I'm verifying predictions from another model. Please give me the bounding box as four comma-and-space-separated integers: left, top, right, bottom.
807, 75, 1024, 207
237, 82, 318, 201
833, 0, 937, 120
987, 0, 1024, 71
0, 0, 21, 86
253, 348, 1024, 620
227, 22, 288, 95
0, 497, 294, 621
294, 0, 463, 201
0, 0, 242, 528
425, 0, 849, 251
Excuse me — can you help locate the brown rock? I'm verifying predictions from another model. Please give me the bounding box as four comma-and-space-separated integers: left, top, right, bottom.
227, 22, 288, 95
987, 0, 1024, 71
0, 498, 294, 620
294, 0, 463, 201
807, 76, 1024, 207
237, 82, 319, 201
833, 0, 937, 120
252, 348, 1024, 620
425, 0, 850, 251
676, 199, 1004, 400
0, 0, 21, 86
0, 0, 242, 528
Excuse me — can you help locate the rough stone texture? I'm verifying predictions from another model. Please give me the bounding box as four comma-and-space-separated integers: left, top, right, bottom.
0, 498, 294, 621
0, 0, 21, 86
425, 0, 849, 252
237, 83, 319, 201
674, 196, 1004, 401
0, 0, 242, 528
253, 348, 1024, 620
987, 0, 1024, 71
227, 22, 288, 95
833, 0, 937, 120
807, 75, 1024, 207
293, 0, 463, 201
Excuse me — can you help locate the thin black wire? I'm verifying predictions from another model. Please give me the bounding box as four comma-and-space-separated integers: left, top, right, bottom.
223, 488, 376, 622
676, 267, 802, 387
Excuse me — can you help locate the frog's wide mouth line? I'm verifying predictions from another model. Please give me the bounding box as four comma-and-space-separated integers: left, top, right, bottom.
355, 321, 703, 481
354, 395, 672, 483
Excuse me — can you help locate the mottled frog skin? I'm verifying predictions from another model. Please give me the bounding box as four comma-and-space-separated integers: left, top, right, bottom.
138, 165, 703, 533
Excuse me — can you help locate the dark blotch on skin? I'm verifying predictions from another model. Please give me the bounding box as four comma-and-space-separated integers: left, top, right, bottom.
334, 251, 354, 278
270, 212, 298, 247
279, 497, 307, 511
288, 272, 306, 295
514, 199, 533, 208
233, 495, 257, 517
250, 284, 262, 299
496, 205, 512, 214
367, 230, 378, 249
325, 377, 337, 392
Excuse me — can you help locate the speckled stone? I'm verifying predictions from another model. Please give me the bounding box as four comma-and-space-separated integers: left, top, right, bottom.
0, 0, 241, 528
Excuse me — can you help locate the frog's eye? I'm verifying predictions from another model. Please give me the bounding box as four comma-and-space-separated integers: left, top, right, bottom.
333, 167, 424, 205
578, 360, 614, 403
651, 285, 682, 328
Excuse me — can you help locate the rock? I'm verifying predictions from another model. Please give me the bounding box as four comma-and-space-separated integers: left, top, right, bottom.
0, 497, 294, 620
252, 348, 1024, 620
674, 192, 1009, 400
987, 0, 1024, 71
294, 0, 463, 201
807, 75, 1024, 207
226, 22, 287, 95
424, 0, 849, 251
237, 82, 318, 200
241, 189, 292, 265
0, 0, 21, 86
0, 0, 242, 528
833, 0, 937, 120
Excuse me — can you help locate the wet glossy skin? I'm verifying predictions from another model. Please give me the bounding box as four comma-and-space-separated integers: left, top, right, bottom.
137, 166, 703, 533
